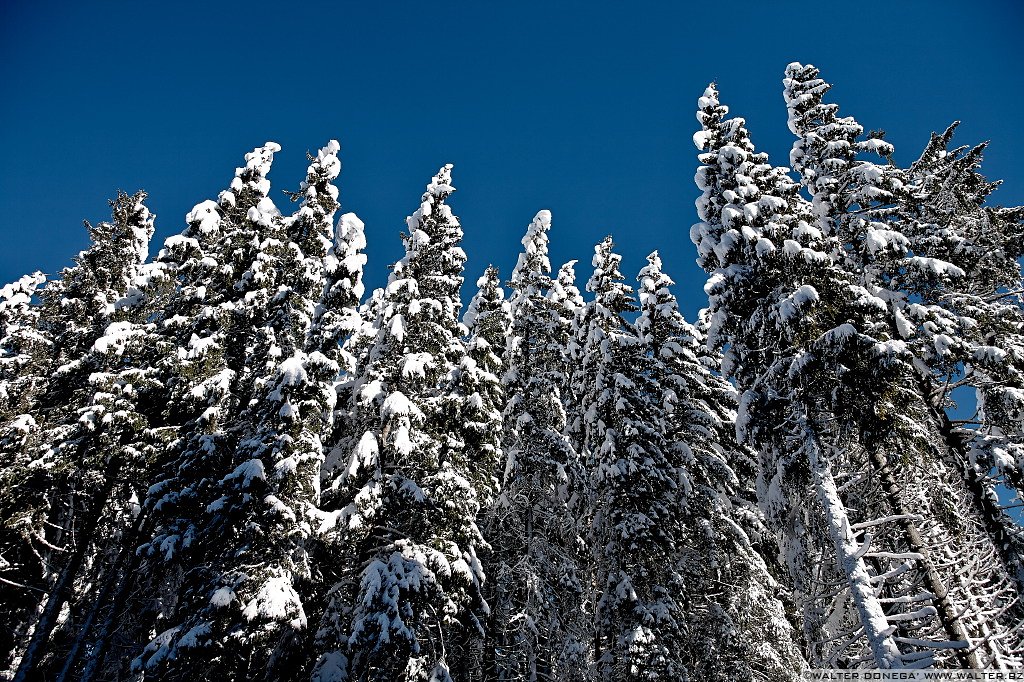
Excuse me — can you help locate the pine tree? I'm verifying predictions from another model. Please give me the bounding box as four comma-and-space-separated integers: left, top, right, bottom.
784, 63, 1024, 667
8, 191, 156, 682
691, 69, 1024, 670
55, 260, 166, 682
0, 272, 48, 422
459, 265, 510, 677
694, 81, 911, 669
312, 165, 487, 682
577, 239, 686, 681
132, 142, 299, 680
461, 265, 508, 512
188, 139, 346, 679
551, 259, 585, 411
317, 212, 369, 507
488, 210, 591, 682
635, 252, 805, 681
0, 272, 51, 672
898, 124, 1024, 579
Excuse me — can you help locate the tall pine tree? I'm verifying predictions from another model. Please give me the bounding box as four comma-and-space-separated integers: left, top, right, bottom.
312, 165, 487, 682
488, 211, 591, 682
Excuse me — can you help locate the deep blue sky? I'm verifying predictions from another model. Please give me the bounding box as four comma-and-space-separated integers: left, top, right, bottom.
2, 1, 1022, 322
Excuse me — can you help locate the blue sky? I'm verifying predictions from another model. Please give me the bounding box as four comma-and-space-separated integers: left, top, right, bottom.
1, 0, 1022, 322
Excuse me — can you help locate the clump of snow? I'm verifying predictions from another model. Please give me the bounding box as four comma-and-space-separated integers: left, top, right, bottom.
242, 573, 306, 629
186, 200, 221, 234
381, 391, 422, 420
314, 139, 342, 181
227, 458, 266, 487
864, 225, 910, 256
312, 651, 350, 682
92, 321, 138, 355
177, 622, 212, 649
347, 431, 380, 477
907, 256, 965, 280
210, 586, 236, 607
779, 284, 819, 322
135, 626, 180, 670
277, 355, 308, 387
401, 353, 432, 380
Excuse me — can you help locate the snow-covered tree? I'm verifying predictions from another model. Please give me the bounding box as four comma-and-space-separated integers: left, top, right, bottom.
8, 191, 156, 682
635, 252, 805, 682
0, 273, 48, 421
898, 123, 1024, 579
695, 80, 916, 670
0, 271, 51, 672
784, 63, 1024, 667
487, 210, 590, 682
312, 165, 487, 682
311, 210, 367, 374
317, 213, 369, 502
132, 142, 308, 680
54, 267, 166, 682
551, 259, 585, 413
576, 238, 686, 681
461, 265, 509, 512
692, 70, 1024, 670
135, 141, 361, 682
458, 265, 510, 676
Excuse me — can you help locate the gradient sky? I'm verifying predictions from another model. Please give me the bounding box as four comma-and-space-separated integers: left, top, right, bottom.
2, 0, 1022, 322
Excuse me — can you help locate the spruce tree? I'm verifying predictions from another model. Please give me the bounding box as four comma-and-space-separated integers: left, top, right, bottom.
784, 63, 1024, 667
551, 259, 585, 412
187, 139, 346, 679
694, 82, 910, 669
488, 210, 590, 682
312, 165, 487, 682
692, 70, 1024, 669
132, 142, 298, 680
0, 272, 48, 422
56, 261, 166, 682
461, 265, 509, 512
458, 265, 510, 677
898, 124, 1024, 579
578, 239, 687, 681
9, 191, 156, 682
0, 272, 50, 672
636, 252, 805, 681
317, 212, 368, 505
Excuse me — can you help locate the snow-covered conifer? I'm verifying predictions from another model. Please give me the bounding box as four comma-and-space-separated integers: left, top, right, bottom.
461, 266, 509, 510
315, 211, 367, 374
579, 239, 687, 681
0, 272, 51, 672
312, 165, 486, 682
784, 64, 1024, 666
550, 259, 585, 411
488, 211, 590, 682
458, 265, 510, 675
636, 252, 804, 681
694, 82, 912, 669
693, 70, 1024, 669
899, 124, 1024, 570
0, 273, 48, 421
132, 142, 306, 680
9, 191, 156, 682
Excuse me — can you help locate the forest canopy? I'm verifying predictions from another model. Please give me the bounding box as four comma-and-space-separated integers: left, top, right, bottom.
1, 64, 1023, 681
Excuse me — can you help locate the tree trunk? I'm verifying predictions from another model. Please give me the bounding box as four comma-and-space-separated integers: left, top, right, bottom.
798, 403, 904, 669
865, 445, 980, 668
71, 510, 151, 682
13, 448, 118, 682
